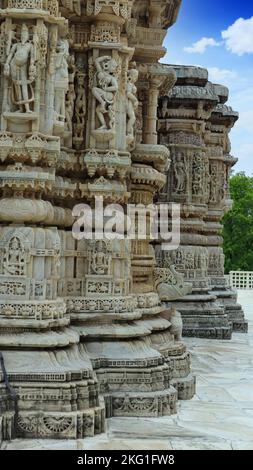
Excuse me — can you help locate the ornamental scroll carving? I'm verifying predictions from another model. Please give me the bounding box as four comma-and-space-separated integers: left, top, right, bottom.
192, 152, 205, 197
154, 265, 192, 302
73, 72, 86, 145
86, 0, 132, 19
59, 1, 81, 16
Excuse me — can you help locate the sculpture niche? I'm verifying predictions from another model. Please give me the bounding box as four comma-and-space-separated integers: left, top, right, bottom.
174, 151, 187, 194
126, 66, 139, 147
4, 24, 36, 114
92, 56, 118, 138
73, 72, 86, 148
53, 38, 69, 135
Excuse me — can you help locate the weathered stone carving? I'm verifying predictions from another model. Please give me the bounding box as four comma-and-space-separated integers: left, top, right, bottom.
4, 24, 36, 113
126, 64, 139, 145
154, 265, 192, 301
54, 38, 69, 128
192, 152, 205, 197
205, 100, 248, 333
74, 72, 86, 146
157, 64, 248, 338
167, 308, 183, 342
0, 0, 198, 442
92, 55, 118, 131
2, 236, 28, 276
173, 150, 187, 194
60, 0, 81, 16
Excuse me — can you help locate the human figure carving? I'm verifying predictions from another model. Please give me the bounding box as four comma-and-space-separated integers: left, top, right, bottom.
126, 67, 139, 139
91, 241, 109, 275
209, 166, 218, 203
92, 56, 118, 130
4, 24, 36, 113
65, 83, 76, 133
74, 73, 86, 139
160, 97, 169, 118
54, 38, 69, 122
169, 307, 183, 342
3, 237, 26, 276
174, 152, 187, 193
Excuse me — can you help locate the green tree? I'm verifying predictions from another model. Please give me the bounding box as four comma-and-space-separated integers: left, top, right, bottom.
223, 172, 253, 273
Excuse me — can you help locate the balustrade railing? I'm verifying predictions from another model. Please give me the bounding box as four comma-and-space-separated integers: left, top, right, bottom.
229, 271, 253, 290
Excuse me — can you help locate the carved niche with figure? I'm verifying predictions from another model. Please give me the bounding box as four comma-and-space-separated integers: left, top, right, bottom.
4, 24, 36, 114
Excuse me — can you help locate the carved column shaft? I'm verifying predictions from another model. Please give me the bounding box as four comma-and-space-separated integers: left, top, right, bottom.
157, 66, 233, 339
205, 102, 248, 333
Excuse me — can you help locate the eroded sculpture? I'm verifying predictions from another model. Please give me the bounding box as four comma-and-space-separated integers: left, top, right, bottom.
0, 0, 246, 443
0, 0, 196, 441
157, 66, 248, 338
92, 55, 118, 131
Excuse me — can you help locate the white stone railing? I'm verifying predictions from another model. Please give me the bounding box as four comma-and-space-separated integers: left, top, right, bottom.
8, 0, 43, 8
7, 0, 59, 16
229, 271, 253, 290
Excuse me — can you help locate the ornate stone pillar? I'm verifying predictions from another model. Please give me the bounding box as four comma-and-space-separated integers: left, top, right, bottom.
129, 64, 195, 399
60, 1, 195, 418
0, 0, 105, 440
143, 76, 161, 144
158, 65, 232, 339
0, 0, 195, 435
205, 98, 248, 333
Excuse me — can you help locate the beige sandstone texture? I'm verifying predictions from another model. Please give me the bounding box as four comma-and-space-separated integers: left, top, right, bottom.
0, 0, 195, 441
0, 0, 247, 443
157, 66, 248, 338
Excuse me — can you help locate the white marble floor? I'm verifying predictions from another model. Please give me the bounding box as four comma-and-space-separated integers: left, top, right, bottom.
2, 291, 253, 450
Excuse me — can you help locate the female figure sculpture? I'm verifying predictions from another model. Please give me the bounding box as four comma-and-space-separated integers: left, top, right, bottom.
126, 67, 139, 140
54, 38, 69, 123
174, 152, 187, 193
92, 56, 118, 131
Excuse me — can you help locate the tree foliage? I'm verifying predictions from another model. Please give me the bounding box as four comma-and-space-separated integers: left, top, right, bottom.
223, 172, 253, 273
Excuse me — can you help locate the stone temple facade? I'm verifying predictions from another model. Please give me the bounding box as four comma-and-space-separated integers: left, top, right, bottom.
157, 65, 248, 338
0, 0, 197, 441
0, 0, 247, 442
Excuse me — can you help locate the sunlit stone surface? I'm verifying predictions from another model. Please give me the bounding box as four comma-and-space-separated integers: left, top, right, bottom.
2, 291, 252, 450
157, 66, 248, 338
0, 0, 248, 443
0, 0, 195, 441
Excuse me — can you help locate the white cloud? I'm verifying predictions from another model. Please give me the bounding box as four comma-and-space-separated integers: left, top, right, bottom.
184, 37, 220, 54
222, 17, 253, 55
208, 67, 237, 84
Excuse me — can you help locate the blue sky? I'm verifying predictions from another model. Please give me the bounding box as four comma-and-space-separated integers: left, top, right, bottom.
163, 0, 253, 175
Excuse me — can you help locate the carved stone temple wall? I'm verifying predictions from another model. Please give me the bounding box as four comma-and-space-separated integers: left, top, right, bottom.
157, 65, 248, 338
0, 1, 196, 441
205, 103, 248, 333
